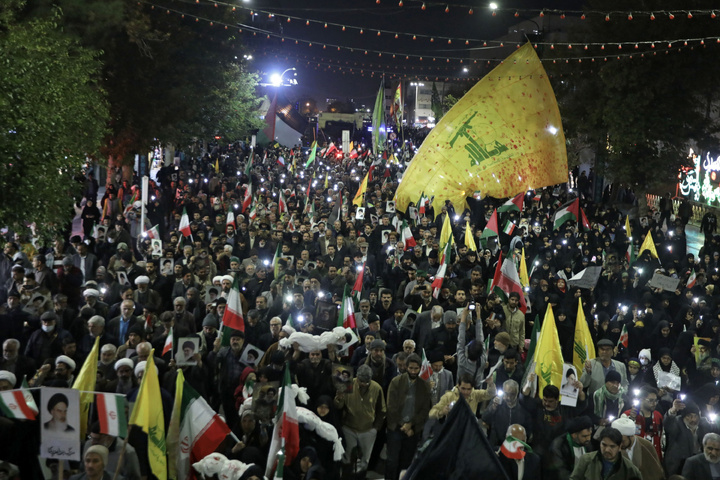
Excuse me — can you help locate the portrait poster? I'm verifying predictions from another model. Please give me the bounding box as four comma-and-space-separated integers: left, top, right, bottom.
560, 363, 579, 407
117, 271, 130, 287
240, 344, 264, 367
40, 388, 81, 461
355, 207, 365, 220
151, 239, 163, 257
313, 301, 339, 333
386, 201, 396, 213
176, 337, 199, 366
160, 258, 174, 276
332, 364, 354, 394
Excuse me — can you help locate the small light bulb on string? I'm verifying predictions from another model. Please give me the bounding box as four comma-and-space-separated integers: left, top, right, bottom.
324, 23, 327, 28
628, 14, 633, 20
287, 17, 291, 22
413, 35, 417, 40
581, 14, 586, 20
465, 39, 469, 45
360, 29, 364, 34
514, 11, 519, 17
377, 31, 381, 36
395, 33, 398, 38
342, 25, 345, 31
560, 13, 565, 19
669, 13, 675, 19
651, 43, 655, 48
306, 20, 309, 25
468, 7, 473, 14
605, 14, 610, 21
634, 44, 639, 49
483, 41, 487, 46
712, 11, 717, 18
398, 0, 403, 5
421, 3, 426, 10
618, 44, 622, 49
539, 11, 544, 17
601, 45, 605, 50
584, 45, 588, 50
568, 44, 572, 49
688, 12, 693, 19
650, 12, 655, 20
445, 5, 449, 13
430, 38, 434, 42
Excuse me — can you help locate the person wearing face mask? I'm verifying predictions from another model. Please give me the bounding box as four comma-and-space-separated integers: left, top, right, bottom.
24, 311, 72, 365
0, 338, 35, 388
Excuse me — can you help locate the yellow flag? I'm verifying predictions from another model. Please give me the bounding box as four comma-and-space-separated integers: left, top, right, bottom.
72, 335, 100, 438
638, 231, 658, 259
465, 221, 477, 252
324, 171, 329, 189
129, 351, 167, 479
394, 43, 567, 213
534, 305, 564, 398
625, 215, 631, 239
353, 171, 370, 207
214, 158, 219, 174
573, 298, 596, 375
439, 213, 454, 252
519, 247, 529, 288
167, 369, 185, 479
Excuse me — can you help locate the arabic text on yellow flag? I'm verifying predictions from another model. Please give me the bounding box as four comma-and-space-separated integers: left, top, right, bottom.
394, 43, 567, 214
465, 221, 477, 252
519, 247, 530, 288
573, 298, 596, 375
638, 231, 658, 259
353, 171, 370, 208
439, 213, 454, 252
129, 351, 167, 480
72, 335, 100, 438
534, 305, 564, 399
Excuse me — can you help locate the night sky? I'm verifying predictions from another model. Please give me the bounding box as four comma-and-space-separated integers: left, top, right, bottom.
241, 0, 583, 106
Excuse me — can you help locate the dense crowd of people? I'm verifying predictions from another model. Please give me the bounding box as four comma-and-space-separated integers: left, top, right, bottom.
0, 138, 718, 480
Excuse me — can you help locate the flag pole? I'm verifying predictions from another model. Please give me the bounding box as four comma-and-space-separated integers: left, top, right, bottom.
57, 460, 63, 480
112, 425, 133, 480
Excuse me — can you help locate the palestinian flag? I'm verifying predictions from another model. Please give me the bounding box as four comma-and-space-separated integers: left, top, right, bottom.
500, 436, 530, 460
96, 393, 128, 438
492, 257, 528, 313
617, 324, 629, 348
498, 193, 524, 213
0, 381, 38, 420
338, 288, 357, 329
553, 198, 590, 231
480, 209, 499, 244
503, 220, 516, 236
265, 366, 300, 478
162, 327, 173, 357
432, 243, 452, 299
179, 208, 191, 237
242, 184, 253, 213
419, 348, 433, 380
168, 370, 231, 480
221, 277, 245, 346
400, 220, 417, 250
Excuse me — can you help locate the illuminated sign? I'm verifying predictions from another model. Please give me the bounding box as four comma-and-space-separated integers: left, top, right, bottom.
678, 149, 720, 205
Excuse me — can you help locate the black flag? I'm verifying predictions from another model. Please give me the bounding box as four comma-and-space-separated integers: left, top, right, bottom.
403, 395, 510, 480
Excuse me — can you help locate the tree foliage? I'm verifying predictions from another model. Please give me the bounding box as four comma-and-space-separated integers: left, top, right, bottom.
550, 0, 720, 192
0, 5, 109, 239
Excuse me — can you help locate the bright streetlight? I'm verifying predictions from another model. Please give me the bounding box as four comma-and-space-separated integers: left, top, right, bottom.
489, 2, 498, 9
268, 67, 297, 87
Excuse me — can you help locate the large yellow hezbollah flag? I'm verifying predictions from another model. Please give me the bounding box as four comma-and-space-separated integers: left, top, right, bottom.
395, 43, 567, 214
534, 304, 564, 398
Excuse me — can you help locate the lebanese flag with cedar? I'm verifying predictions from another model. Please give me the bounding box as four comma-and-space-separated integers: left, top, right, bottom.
222, 277, 245, 332
265, 366, 300, 477
179, 208, 191, 237
492, 257, 528, 314
419, 348, 433, 380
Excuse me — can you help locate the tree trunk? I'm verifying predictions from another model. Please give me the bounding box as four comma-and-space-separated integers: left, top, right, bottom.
636, 184, 651, 216
122, 163, 133, 182
106, 154, 116, 188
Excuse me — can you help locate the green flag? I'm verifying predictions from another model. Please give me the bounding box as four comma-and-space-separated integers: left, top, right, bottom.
305, 141, 317, 168
372, 81, 386, 155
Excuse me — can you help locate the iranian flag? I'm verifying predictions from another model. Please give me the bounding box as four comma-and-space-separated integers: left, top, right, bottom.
273, 243, 283, 278
338, 288, 357, 329
324, 142, 338, 158
168, 371, 231, 480
248, 204, 258, 223
226, 210, 235, 230
351, 262, 366, 299
287, 216, 296, 233
146, 224, 161, 240
162, 327, 173, 357
400, 220, 416, 250
500, 436, 529, 460
242, 184, 253, 213
417, 192, 429, 215
0, 382, 38, 420
179, 208, 191, 237
617, 324, 629, 348
498, 193, 525, 213
431, 243, 452, 299
278, 190, 288, 214
503, 220, 516, 236
277, 156, 286, 167
480, 209, 499, 244
96, 393, 128, 438
222, 277, 245, 336
687, 270, 697, 289
492, 257, 528, 314
553, 198, 590, 231
265, 366, 300, 478
625, 243, 636, 265
419, 348, 433, 380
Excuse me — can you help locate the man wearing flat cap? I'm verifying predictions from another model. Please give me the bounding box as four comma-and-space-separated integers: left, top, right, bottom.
581, 338, 628, 398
